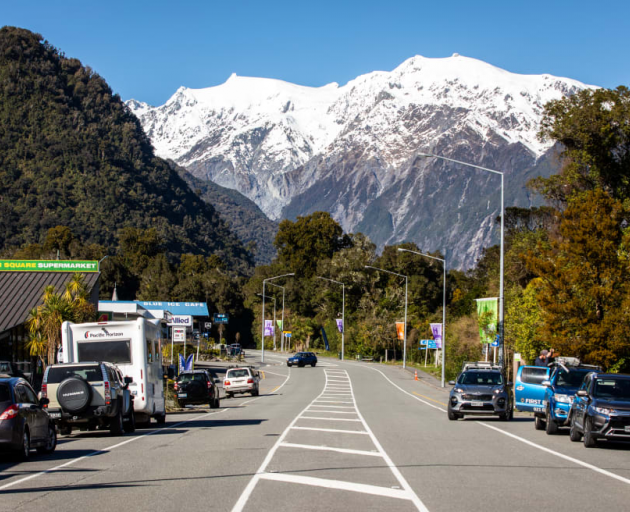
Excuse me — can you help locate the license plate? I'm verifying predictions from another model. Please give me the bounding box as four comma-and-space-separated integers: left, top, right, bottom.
471, 401, 484, 407
178, 393, 187, 398
625, 426, 630, 433
48, 412, 61, 419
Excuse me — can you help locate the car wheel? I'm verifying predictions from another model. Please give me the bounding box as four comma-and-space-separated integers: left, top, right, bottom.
110, 409, 124, 436
37, 424, 57, 455
545, 409, 558, 435
155, 413, 166, 425
534, 416, 545, 431
214, 397, 220, 408
17, 428, 31, 461
227, 392, 233, 399
287, 363, 291, 367
447, 410, 459, 421
312, 362, 316, 367
123, 412, 136, 434
583, 417, 597, 448
569, 417, 582, 442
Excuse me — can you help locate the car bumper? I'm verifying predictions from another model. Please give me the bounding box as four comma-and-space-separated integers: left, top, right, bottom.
591, 413, 630, 440
449, 396, 510, 415
0, 419, 21, 450
47, 405, 117, 423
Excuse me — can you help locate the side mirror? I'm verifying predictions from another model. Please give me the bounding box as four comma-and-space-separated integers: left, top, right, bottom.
576, 390, 588, 397
39, 397, 50, 407
542, 380, 551, 387
124, 376, 133, 385
448, 381, 456, 386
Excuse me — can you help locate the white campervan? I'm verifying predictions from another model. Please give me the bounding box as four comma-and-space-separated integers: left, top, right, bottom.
61, 318, 166, 425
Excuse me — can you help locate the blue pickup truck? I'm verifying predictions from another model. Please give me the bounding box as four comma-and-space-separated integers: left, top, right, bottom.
515, 358, 600, 434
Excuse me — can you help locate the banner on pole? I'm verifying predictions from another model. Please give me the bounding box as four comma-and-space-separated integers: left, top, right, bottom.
336, 319, 344, 333
430, 323, 443, 349
395, 322, 405, 341
276, 320, 283, 330
184, 354, 194, 371
476, 297, 498, 344
264, 320, 274, 336
321, 327, 330, 351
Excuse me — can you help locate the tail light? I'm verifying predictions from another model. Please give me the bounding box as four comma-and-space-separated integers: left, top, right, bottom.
225, 381, 231, 386
0, 404, 19, 421
207, 381, 212, 389
174, 382, 178, 390
247, 378, 254, 384
40, 384, 48, 399
104, 381, 111, 405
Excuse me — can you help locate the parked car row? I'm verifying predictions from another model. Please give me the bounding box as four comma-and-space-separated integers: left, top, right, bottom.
515, 357, 630, 448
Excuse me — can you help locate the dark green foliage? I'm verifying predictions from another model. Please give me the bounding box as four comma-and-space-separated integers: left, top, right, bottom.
0, 27, 252, 272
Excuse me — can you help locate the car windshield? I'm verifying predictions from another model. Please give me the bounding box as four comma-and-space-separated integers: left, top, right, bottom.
556, 369, 590, 388
459, 371, 503, 385
594, 378, 630, 401
227, 369, 249, 378
179, 373, 206, 382
46, 366, 102, 383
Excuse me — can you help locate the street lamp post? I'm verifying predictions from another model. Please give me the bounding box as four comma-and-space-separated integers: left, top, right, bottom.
364, 265, 408, 369
316, 276, 345, 361
268, 283, 285, 351
398, 248, 447, 387
418, 153, 505, 367
261, 273, 294, 363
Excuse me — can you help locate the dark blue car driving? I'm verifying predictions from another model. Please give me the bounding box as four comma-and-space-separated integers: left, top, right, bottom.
287, 352, 317, 367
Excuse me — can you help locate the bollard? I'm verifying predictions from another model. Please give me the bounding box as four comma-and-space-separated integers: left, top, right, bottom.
414, 370, 418, 381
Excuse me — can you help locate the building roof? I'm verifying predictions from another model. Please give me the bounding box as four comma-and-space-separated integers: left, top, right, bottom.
99, 300, 209, 317
0, 272, 100, 334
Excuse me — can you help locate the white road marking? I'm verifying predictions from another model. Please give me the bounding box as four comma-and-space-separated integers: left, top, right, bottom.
279, 442, 383, 457
309, 404, 355, 409
261, 369, 289, 378
305, 409, 357, 414
314, 400, 354, 404
299, 416, 362, 422
291, 426, 369, 435
368, 364, 630, 488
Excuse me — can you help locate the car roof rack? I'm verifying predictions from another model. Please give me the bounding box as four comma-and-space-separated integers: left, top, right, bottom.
461, 361, 502, 372
550, 357, 601, 372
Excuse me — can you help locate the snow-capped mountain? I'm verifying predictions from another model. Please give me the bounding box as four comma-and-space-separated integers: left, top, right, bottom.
128, 54, 593, 267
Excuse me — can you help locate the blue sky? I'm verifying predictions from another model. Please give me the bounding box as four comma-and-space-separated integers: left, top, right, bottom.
3, 0, 629, 106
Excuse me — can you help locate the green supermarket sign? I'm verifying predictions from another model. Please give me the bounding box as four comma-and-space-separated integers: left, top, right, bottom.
0, 260, 99, 272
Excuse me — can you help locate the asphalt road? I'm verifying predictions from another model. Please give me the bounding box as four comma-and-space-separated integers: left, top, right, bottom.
1, 351, 630, 511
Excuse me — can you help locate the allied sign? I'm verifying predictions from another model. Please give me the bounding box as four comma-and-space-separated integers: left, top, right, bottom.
167, 315, 193, 327
213, 313, 229, 324
0, 259, 99, 272
173, 327, 186, 342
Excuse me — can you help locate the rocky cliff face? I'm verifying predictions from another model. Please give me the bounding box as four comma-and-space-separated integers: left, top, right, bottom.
128, 54, 592, 267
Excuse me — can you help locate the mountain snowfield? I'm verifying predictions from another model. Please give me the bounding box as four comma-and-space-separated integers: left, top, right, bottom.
128, 54, 593, 267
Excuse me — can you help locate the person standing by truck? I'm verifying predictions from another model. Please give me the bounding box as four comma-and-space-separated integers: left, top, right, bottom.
534, 349, 555, 367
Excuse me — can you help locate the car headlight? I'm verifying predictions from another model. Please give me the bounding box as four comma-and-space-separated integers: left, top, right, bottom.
594, 407, 615, 415
454, 388, 464, 393
494, 389, 503, 394
555, 394, 573, 404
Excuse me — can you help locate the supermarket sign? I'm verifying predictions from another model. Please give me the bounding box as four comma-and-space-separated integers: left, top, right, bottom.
0, 260, 99, 272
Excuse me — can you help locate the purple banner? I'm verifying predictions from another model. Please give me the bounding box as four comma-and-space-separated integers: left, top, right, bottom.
430, 323, 443, 349
264, 320, 274, 336
336, 319, 344, 333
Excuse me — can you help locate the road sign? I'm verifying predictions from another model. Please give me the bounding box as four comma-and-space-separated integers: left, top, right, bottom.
213, 313, 229, 324
204, 322, 212, 329
173, 327, 186, 342
203, 332, 209, 338
285, 332, 292, 338
420, 339, 429, 346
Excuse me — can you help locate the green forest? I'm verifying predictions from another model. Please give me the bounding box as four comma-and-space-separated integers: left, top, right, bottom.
2, 27, 630, 378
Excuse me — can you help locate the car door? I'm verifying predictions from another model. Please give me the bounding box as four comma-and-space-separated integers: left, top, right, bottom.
15, 383, 41, 441
514, 366, 550, 413
23, 383, 47, 441
572, 375, 591, 428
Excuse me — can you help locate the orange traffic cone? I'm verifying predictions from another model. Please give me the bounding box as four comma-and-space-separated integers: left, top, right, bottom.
414, 370, 418, 381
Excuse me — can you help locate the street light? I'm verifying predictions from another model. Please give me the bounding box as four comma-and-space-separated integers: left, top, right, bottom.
316, 276, 346, 361
261, 273, 294, 363
398, 248, 447, 387
267, 283, 285, 351
257, 293, 277, 350
418, 152, 505, 367
365, 265, 408, 369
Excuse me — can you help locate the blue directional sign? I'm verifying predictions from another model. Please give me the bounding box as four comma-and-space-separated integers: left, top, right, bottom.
491, 335, 500, 347
213, 313, 229, 324
420, 340, 437, 349
420, 340, 429, 346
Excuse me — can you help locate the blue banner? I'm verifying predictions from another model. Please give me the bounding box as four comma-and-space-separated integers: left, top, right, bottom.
321, 327, 330, 351
185, 354, 194, 371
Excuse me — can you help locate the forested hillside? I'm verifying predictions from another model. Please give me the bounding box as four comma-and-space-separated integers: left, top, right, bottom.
0, 27, 252, 272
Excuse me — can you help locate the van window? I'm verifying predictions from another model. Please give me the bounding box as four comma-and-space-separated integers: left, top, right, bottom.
227, 369, 249, 379
146, 338, 153, 363
521, 367, 548, 385
77, 340, 132, 364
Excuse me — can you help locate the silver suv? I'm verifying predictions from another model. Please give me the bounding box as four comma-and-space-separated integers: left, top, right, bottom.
42, 362, 135, 436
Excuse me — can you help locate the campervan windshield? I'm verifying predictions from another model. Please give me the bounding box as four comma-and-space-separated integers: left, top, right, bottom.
77, 340, 132, 364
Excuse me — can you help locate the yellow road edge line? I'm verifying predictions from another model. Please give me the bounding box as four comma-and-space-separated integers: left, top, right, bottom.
412, 391, 447, 407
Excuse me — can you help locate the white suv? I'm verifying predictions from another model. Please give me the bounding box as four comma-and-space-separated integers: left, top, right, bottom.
224, 367, 260, 398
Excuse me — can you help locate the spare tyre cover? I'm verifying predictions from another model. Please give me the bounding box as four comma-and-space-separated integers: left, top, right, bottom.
57, 377, 92, 413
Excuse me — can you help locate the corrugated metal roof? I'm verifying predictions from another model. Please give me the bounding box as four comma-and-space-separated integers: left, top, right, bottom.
0, 272, 100, 333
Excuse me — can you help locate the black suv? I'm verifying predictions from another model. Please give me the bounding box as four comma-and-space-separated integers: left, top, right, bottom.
448, 362, 513, 421
43, 362, 135, 436
175, 370, 220, 409
569, 372, 630, 447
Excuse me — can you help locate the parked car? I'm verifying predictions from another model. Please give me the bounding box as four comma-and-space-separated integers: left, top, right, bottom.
515, 357, 600, 433
0, 376, 56, 460
42, 362, 135, 436
569, 372, 630, 447
287, 352, 317, 367
448, 362, 513, 421
224, 367, 260, 397
175, 370, 220, 408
